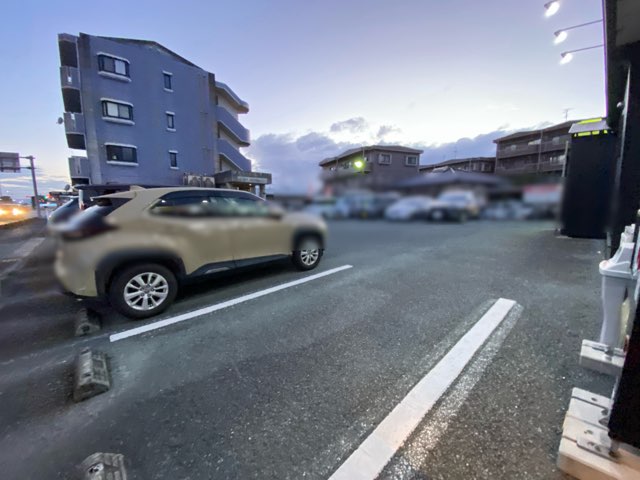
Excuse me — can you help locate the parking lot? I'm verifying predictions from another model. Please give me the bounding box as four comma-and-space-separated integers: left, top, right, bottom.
0, 219, 614, 479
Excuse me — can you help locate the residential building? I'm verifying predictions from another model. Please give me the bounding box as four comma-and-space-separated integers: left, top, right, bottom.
419, 157, 495, 174
58, 33, 270, 196
319, 145, 423, 194
493, 121, 576, 177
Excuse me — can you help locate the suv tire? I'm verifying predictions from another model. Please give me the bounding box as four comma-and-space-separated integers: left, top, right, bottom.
109, 263, 178, 319
292, 235, 323, 271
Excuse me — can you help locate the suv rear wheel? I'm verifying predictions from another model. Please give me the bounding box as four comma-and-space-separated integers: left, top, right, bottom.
292, 236, 323, 271
109, 263, 178, 319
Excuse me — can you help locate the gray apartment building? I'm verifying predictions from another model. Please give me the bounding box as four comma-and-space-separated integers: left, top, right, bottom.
419, 156, 495, 174
493, 121, 577, 178
319, 145, 423, 194
59, 33, 270, 195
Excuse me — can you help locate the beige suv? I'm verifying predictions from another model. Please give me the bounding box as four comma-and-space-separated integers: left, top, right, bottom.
54, 187, 327, 319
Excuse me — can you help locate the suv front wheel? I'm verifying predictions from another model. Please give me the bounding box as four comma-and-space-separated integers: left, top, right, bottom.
109, 263, 178, 319
292, 236, 323, 271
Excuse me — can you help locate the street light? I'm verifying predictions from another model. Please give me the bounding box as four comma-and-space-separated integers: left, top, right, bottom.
559, 44, 604, 64
560, 52, 574, 64
544, 0, 561, 17
553, 20, 603, 44
353, 159, 364, 170
554, 30, 569, 44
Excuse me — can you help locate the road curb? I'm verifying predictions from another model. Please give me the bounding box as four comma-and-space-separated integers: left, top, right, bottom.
73, 348, 111, 402
0, 217, 40, 230
74, 308, 102, 337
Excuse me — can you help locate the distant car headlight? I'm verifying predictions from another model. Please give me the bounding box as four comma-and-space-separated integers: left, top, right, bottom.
0, 208, 6, 215
12, 207, 23, 216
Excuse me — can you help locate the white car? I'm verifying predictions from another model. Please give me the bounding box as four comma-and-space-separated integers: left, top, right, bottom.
384, 196, 434, 221
303, 197, 340, 219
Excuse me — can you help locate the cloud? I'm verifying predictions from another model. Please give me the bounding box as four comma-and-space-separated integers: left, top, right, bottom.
246, 132, 357, 194
329, 117, 369, 134
376, 125, 401, 140
0, 171, 70, 199
413, 128, 510, 165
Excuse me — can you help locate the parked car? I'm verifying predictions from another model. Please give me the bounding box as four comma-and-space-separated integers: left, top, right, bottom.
483, 201, 535, 220
427, 190, 481, 222
384, 196, 434, 221
303, 197, 341, 219
0, 196, 31, 222
53, 187, 327, 319
352, 192, 401, 219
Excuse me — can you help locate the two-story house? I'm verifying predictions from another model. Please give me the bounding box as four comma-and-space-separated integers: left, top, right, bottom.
319, 145, 423, 194
58, 33, 270, 196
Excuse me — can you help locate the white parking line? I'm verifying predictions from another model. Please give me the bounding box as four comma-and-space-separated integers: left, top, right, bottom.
110, 264, 354, 342
328, 298, 517, 480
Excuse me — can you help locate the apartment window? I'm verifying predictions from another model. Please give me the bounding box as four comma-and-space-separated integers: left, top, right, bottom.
106, 144, 137, 164
169, 151, 178, 169
98, 54, 130, 78
166, 112, 175, 130
378, 153, 392, 165
405, 155, 418, 166
163, 72, 173, 91
101, 100, 133, 121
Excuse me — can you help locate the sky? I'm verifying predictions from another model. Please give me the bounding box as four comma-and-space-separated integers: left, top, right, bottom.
1, 0, 606, 196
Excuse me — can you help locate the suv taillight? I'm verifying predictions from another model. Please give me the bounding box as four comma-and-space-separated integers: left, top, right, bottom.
62, 221, 115, 240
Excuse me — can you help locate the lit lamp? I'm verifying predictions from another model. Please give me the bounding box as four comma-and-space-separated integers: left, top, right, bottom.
553, 20, 603, 45
544, 0, 560, 17
554, 30, 569, 44
559, 44, 604, 65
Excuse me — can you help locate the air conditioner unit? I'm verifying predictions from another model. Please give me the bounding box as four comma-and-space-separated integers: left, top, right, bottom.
201, 176, 215, 188
184, 173, 203, 187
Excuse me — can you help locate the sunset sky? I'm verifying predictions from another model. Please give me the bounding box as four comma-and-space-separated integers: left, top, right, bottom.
1, 0, 606, 196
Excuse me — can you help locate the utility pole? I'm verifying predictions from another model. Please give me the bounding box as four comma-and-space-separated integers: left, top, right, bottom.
562, 108, 573, 121
20, 155, 41, 218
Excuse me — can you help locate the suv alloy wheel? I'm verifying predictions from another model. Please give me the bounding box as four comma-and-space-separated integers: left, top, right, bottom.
109, 263, 178, 319
292, 236, 323, 271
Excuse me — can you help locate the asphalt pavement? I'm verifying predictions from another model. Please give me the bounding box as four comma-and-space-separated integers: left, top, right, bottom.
0, 219, 613, 479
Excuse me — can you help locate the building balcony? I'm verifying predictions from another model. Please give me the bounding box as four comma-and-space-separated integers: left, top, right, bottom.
216, 106, 250, 146
64, 112, 84, 135
498, 141, 569, 159
64, 112, 86, 150
215, 81, 249, 113
60, 66, 80, 90
321, 164, 370, 180
495, 160, 564, 175
218, 138, 251, 171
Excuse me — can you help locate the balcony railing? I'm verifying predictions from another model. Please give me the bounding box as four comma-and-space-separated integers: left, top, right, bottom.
321, 164, 370, 180
64, 112, 85, 135
495, 160, 565, 174
60, 66, 80, 89
218, 138, 251, 171
498, 141, 569, 159
216, 106, 250, 146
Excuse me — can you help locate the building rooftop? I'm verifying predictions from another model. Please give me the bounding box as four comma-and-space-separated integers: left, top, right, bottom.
93, 34, 199, 68
493, 120, 581, 143
319, 145, 423, 166
419, 157, 495, 170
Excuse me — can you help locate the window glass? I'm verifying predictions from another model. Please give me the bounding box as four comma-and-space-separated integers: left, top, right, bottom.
106, 102, 119, 117
169, 152, 177, 168
118, 104, 131, 119
164, 73, 172, 89
167, 114, 175, 128
114, 59, 127, 75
